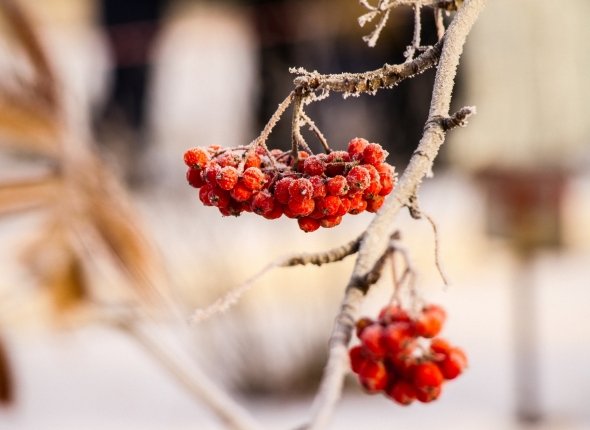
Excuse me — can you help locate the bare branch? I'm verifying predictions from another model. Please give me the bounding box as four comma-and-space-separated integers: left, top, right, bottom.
190, 236, 363, 323
303, 1, 487, 428
293, 39, 443, 98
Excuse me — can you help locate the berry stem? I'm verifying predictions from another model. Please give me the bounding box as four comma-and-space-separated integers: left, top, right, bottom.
290, 93, 306, 165
300, 110, 332, 154
238, 91, 295, 173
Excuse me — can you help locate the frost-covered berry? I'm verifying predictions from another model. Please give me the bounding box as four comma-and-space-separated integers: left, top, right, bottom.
347, 166, 371, 192
348, 193, 367, 214
347, 137, 369, 160
298, 217, 321, 232
289, 178, 314, 201
263, 203, 283, 220
184, 147, 209, 169
241, 167, 266, 191
288, 197, 315, 217
309, 175, 327, 198
326, 175, 349, 196
363, 143, 387, 166
303, 156, 326, 176
208, 187, 231, 209
186, 167, 205, 188
366, 195, 385, 213
320, 215, 342, 228
204, 163, 221, 185
317, 195, 341, 217
216, 166, 239, 190
251, 190, 275, 216
199, 184, 213, 206
244, 153, 262, 169
274, 177, 294, 204
230, 182, 253, 202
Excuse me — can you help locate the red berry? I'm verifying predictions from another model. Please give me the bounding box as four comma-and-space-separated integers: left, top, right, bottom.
241, 167, 266, 191
382, 322, 414, 354
363, 143, 387, 166
362, 164, 382, 199
415, 385, 442, 403
316, 195, 341, 217
309, 175, 327, 198
358, 360, 388, 393
438, 348, 468, 380
303, 156, 326, 176
327, 150, 351, 163
244, 153, 262, 169
360, 324, 386, 359
184, 147, 209, 169
208, 187, 231, 209
219, 200, 244, 217
199, 184, 213, 206
216, 166, 239, 190
430, 338, 453, 356
263, 203, 283, 220
204, 163, 221, 185
230, 182, 253, 202
415, 305, 447, 338
320, 215, 342, 228
274, 177, 294, 204
349, 345, 370, 374
336, 197, 351, 216
377, 164, 396, 196
413, 362, 444, 393
289, 178, 314, 200
347, 137, 369, 160
355, 317, 374, 338
366, 195, 385, 213
298, 217, 320, 232
217, 152, 240, 168
378, 304, 411, 324
348, 193, 367, 214
186, 167, 205, 188
387, 381, 417, 406
251, 190, 275, 216
288, 197, 315, 217
326, 175, 349, 196
347, 166, 371, 192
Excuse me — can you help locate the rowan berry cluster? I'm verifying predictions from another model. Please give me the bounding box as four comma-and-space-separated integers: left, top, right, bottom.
183, 138, 396, 232
349, 303, 467, 405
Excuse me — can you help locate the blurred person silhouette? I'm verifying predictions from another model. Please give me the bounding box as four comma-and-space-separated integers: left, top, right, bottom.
95, 0, 167, 185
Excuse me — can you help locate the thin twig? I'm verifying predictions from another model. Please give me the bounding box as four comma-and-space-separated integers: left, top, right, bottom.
302, 1, 487, 428
404, 1, 422, 61
423, 211, 450, 287
291, 94, 306, 164
300, 110, 331, 153
238, 92, 294, 173
190, 236, 363, 323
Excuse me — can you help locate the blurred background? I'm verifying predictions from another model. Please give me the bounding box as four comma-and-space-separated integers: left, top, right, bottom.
0, 0, 589, 429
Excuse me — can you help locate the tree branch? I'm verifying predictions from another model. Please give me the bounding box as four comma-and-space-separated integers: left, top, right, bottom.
293, 39, 443, 98
302, 1, 487, 428
190, 236, 363, 323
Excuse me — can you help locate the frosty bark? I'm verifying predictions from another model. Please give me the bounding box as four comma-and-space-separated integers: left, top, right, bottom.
303, 1, 487, 428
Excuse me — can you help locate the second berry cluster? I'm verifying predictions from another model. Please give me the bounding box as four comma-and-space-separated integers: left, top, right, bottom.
349, 303, 467, 405
183, 138, 397, 232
